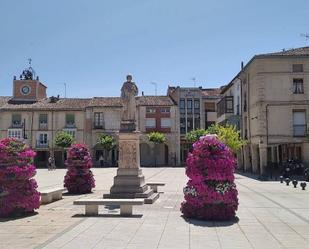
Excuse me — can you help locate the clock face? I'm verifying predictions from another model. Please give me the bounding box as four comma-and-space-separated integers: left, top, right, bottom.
21, 85, 30, 95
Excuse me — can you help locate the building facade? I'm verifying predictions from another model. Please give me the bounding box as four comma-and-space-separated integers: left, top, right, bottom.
226, 47, 309, 175
0, 68, 180, 167
168, 86, 221, 163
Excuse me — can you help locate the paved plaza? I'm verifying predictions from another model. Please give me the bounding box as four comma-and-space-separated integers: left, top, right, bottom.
1, 168, 309, 249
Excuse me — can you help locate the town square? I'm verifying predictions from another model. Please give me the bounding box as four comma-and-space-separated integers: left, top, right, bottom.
1, 0, 309, 248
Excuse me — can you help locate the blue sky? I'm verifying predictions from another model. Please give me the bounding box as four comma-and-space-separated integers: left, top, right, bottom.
0, 0, 308, 97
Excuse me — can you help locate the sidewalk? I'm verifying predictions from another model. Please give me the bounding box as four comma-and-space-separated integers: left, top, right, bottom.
1, 168, 309, 249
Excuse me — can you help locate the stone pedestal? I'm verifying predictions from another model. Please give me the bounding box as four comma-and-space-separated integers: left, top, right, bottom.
103, 131, 159, 203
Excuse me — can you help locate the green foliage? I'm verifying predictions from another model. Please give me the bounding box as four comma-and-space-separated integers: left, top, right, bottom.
185, 124, 245, 153
147, 132, 166, 144
55, 131, 74, 148
185, 129, 208, 143
97, 133, 116, 151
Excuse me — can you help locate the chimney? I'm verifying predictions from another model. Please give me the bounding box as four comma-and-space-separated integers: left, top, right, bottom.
142, 91, 144, 96
241, 61, 244, 71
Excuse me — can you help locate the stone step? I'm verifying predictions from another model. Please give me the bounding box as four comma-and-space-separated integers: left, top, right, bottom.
144, 192, 160, 204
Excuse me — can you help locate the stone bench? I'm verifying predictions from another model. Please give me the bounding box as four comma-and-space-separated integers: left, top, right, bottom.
147, 182, 165, 193
40, 187, 66, 204
73, 198, 144, 216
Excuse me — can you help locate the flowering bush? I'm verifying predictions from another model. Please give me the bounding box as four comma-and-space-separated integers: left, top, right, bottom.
0, 138, 40, 217
181, 135, 238, 220
64, 144, 95, 194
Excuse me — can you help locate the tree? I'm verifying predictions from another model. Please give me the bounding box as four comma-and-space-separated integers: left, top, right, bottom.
54, 131, 74, 167
55, 131, 74, 149
185, 124, 245, 153
147, 132, 166, 166
97, 133, 116, 166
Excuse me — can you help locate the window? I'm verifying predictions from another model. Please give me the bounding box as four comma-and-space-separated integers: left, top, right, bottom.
293, 64, 303, 73
65, 114, 75, 127
205, 102, 215, 112
8, 129, 22, 139
37, 133, 48, 146
12, 114, 22, 127
187, 99, 192, 114
145, 118, 156, 128
94, 112, 104, 128
160, 107, 170, 113
146, 107, 156, 113
161, 118, 171, 128
180, 117, 186, 134
293, 111, 306, 137
194, 117, 200, 129
180, 99, 185, 114
194, 99, 200, 114
39, 114, 48, 129
293, 79, 304, 94
187, 118, 193, 132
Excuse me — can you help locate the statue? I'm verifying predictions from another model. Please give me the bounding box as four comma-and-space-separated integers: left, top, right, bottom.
120, 75, 138, 131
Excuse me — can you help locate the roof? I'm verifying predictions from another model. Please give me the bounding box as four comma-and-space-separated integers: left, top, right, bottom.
0, 95, 177, 111
201, 88, 221, 98
0, 98, 91, 111
88, 97, 123, 107
257, 46, 309, 57
136, 96, 175, 106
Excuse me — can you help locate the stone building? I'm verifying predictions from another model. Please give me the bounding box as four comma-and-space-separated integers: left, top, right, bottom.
0, 68, 180, 167
167, 86, 221, 163
226, 46, 309, 175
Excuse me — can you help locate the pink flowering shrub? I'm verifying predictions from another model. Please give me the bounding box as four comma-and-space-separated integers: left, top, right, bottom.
181, 135, 238, 220
0, 138, 40, 217
64, 144, 95, 194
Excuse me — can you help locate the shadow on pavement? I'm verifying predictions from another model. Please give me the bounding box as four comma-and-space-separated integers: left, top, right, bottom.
71, 213, 143, 218
183, 216, 239, 227
0, 211, 39, 222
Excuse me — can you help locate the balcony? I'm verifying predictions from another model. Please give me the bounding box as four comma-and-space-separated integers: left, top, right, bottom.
65, 122, 76, 128
11, 122, 23, 128
217, 96, 235, 124
39, 122, 48, 130
93, 122, 105, 130
36, 140, 49, 148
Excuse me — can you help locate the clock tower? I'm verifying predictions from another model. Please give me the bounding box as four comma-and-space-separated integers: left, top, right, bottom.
11, 60, 47, 103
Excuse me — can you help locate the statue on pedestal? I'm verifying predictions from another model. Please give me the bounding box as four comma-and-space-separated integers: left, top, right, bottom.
120, 75, 138, 132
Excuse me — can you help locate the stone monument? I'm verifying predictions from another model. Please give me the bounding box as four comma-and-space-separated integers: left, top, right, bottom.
103, 75, 159, 203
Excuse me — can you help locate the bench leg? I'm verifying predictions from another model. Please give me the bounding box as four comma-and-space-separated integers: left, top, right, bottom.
120, 205, 133, 216
41, 195, 52, 204
150, 185, 158, 193
52, 192, 62, 201
85, 205, 98, 216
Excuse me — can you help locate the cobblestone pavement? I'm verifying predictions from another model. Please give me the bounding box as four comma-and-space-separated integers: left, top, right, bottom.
1, 168, 309, 249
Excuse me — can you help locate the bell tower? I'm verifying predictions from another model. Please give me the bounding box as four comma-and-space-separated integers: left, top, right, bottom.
11, 59, 47, 103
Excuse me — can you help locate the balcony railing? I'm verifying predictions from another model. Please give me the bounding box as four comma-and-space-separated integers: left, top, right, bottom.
65, 123, 76, 128
293, 125, 306, 137
39, 122, 48, 130
11, 122, 23, 128
93, 122, 105, 129
36, 140, 49, 148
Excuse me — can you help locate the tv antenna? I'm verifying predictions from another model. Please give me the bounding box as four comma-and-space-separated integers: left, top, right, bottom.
150, 82, 157, 96
190, 77, 196, 87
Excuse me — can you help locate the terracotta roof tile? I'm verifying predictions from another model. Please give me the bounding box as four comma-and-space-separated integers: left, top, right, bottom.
136, 96, 175, 106
88, 97, 123, 107
0, 98, 91, 111
201, 88, 221, 97
257, 46, 309, 57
